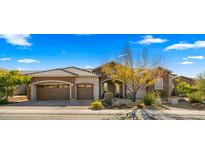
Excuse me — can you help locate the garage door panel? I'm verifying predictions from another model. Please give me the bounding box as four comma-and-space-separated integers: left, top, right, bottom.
37, 84, 70, 100
77, 84, 93, 100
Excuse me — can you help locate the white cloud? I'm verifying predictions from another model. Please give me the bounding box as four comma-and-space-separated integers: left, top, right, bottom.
187, 56, 204, 59
0, 34, 32, 46
180, 61, 194, 65
17, 59, 40, 63
130, 35, 167, 45
165, 41, 205, 50
118, 54, 128, 58
0, 58, 11, 61
182, 56, 204, 61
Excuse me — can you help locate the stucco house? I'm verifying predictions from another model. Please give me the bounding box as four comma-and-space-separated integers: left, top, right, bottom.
26, 61, 174, 100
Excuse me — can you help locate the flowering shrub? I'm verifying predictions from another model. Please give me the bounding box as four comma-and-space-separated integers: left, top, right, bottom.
90, 100, 104, 110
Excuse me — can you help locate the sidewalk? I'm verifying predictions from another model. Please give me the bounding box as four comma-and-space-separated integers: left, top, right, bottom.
0, 106, 132, 119
1, 106, 205, 120
0, 106, 132, 115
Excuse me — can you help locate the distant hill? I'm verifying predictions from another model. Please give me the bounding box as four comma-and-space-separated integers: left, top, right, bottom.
21, 71, 36, 74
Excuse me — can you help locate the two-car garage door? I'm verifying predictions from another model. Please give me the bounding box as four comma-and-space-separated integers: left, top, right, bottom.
37, 84, 70, 100
36, 83, 94, 100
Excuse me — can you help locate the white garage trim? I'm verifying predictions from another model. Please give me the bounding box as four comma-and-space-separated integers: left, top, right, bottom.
31, 80, 73, 100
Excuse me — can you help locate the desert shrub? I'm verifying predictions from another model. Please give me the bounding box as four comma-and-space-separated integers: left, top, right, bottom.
90, 100, 104, 110
142, 93, 156, 106
188, 92, 203, 104
195, 72, 205, 95
155, 90, 167, 98
102, 92, 113, 108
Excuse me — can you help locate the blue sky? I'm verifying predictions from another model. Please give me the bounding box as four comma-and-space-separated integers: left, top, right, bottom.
0, 34, 205, 77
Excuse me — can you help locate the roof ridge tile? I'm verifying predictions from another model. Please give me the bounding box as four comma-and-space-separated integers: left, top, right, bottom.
59, 68, 78, 76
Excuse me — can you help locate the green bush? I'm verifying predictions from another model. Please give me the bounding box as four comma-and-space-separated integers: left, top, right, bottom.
90, 100, 104, 110
142, 93, 156, 106
173, 80, 192, 97
188, 92, 203, 104
102, 92, 113, 108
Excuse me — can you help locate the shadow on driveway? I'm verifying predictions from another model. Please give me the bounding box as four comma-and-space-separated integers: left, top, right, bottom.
6, 100, 91, 107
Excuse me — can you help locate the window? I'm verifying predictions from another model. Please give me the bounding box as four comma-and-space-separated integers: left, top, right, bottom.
47, 85, 55, 88
64, 85, 69, 88
86, 84, 92, 88
78, 84, 92, 88
155, 78, 163, 90
77, 84, 85, 88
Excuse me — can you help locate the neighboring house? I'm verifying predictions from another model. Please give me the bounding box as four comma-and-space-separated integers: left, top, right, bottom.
173, 76, 196, 85
26, 62, 173, 100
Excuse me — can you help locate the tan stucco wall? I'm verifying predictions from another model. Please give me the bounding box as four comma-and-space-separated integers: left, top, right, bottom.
148, 73, 172, 97
75, 77, 99, 99
135, 87, 146, 98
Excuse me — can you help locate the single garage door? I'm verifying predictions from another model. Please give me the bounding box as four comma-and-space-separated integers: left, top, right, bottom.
77, 84, 93, 100
37, 84, 70, 100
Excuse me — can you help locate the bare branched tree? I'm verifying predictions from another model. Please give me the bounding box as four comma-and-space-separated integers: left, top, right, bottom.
102, 46, 166, 102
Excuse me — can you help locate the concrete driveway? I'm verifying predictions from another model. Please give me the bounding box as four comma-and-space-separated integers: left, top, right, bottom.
6, 100, 91, 107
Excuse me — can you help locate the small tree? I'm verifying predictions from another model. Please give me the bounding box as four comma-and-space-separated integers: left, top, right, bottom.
0, 70, 31, 101
173, 79, 192, 97
195, 71, 205, 95
102, 47, 165, 102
